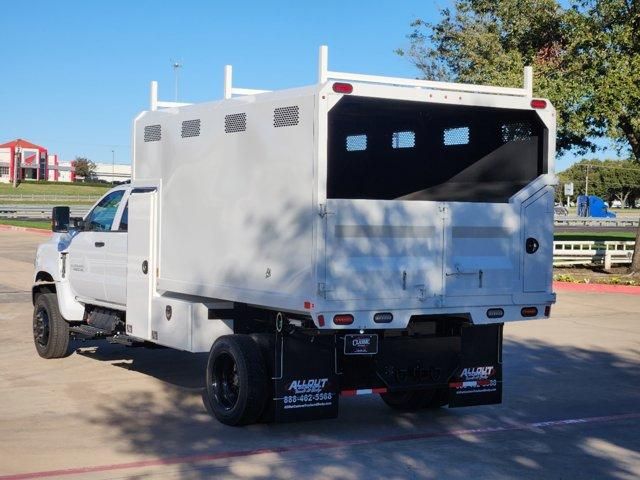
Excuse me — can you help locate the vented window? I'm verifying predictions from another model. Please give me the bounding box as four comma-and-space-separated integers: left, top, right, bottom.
502, 122, 533, 142
346, 134, 367, 151
392, 131, 415, 149
181, 119, 201, 138
225, 113, 246, 133
144, 125, 161, 142
274, 106, 299, 127
443, 127, 469, 146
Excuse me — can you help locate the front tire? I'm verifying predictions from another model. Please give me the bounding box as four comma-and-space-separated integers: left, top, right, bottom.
33, 292, 70, 359
205, 335, 268, 426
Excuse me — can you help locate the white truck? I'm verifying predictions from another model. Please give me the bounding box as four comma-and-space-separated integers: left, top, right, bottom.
33, 47, 556, 425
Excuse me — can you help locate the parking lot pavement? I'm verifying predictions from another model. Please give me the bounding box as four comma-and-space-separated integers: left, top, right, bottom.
0, 229, 638, 480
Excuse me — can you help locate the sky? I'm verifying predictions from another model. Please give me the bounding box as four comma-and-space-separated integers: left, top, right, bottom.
0, 0, 622, 171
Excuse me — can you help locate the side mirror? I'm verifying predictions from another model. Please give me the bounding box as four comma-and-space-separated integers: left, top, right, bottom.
51, 206, 70, 232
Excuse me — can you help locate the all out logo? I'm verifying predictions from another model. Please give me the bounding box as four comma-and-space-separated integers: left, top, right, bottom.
288, 378, 329, 394
460, 366, 495, 381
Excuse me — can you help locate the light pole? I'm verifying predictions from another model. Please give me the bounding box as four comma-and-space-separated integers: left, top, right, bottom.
111, 149, 115, 184
13, 146, 21, 188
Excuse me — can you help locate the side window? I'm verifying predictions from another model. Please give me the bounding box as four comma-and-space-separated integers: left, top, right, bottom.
85, 190, 125, 232
118, 202, 128, 231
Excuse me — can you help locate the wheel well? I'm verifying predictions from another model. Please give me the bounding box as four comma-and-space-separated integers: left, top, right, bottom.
32, 282, 56, 306
35, 271, 54, 283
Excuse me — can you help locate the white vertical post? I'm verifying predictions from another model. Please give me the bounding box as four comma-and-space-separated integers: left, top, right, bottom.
523, 66, 533, 97
150, 81, 158, 111
224, 65, 233, 100
318, 45, 328, 84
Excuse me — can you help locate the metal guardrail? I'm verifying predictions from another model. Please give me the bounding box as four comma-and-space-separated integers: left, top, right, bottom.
554, 240, 635, 268
0, 205, 90, 219
0, 194, 100, 203
555, 215, 639, 227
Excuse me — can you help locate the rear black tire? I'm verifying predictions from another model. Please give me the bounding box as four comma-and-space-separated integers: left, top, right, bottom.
33, 292, 70, 359
380, 388, 448, 411
205, 335, 268, 426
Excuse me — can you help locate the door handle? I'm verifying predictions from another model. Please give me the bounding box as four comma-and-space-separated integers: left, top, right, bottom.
94, 242, 105, 248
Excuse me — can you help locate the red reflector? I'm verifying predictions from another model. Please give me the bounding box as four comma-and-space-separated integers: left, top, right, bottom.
530, 99, 547, 109
544, 305, 551, 317
317, 315, 325, 327
303, 301, 314, 310
332, 82, 353, 94
521, 307, 538, 317
333, 314, 354, 325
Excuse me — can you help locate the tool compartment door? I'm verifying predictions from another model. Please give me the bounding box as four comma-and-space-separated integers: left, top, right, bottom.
126, 190, 156, 340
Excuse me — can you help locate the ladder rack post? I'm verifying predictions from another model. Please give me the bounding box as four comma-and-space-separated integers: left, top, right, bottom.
318, 45, 328, 84
224, 65, 233, 100
150, 81, 158, 111
523, 66, 533, 97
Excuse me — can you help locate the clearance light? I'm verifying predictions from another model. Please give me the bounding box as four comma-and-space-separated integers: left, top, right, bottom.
544, 305, 551, 317
487, 308, 504, 319
521, 307, 538, 317
333, 82, 353, 94
530, 99, 547, 109
373, 312, 393, 323
333, 314, 354, 325
317, 315, 325, 327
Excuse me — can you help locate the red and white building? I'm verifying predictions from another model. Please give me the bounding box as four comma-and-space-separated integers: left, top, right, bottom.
0, 138, 75, 183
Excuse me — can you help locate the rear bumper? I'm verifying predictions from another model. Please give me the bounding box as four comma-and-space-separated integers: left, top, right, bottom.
313, 293, 555, 330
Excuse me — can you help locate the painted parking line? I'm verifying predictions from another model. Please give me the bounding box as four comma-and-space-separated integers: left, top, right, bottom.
2, 412, 639, 480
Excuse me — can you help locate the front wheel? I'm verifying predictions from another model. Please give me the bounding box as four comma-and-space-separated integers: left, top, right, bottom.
33, 292, 70, 359
204, 335, 268, 426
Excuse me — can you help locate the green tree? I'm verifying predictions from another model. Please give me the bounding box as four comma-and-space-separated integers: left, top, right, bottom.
73, 157, 96, 181
399, 0, 640, 273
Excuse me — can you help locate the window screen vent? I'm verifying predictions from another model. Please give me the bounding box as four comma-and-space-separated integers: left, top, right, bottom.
346, 134, 367, 151
274, 106, 299, 127
443, 127, 469, 146
225, 113, 247, 133
144, 125, 161, 142
392, 131, 415, 149
502, 122, 533, 142
181, 119, 201, 138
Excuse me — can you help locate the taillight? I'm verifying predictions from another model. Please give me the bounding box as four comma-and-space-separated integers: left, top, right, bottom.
333, 314, 354, 325
521, 307, 538, 317
373, 312, 393, 323
487, 308, 504, 319
530, 99, 547, 109
317, 315, 325, 327
332, 82, 353, 94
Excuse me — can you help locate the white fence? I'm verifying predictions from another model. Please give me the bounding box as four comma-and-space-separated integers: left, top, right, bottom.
554, 240, 635, 268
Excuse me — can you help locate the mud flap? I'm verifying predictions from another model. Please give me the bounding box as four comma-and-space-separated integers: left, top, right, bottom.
448, 323, 503, 407
273, 333, 339, 422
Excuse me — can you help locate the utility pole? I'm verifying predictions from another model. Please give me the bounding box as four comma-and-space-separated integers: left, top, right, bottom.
111, 149, 115, 184
585, 164, 590, 196
171, 60, 182, 101
13, 146, 21, 188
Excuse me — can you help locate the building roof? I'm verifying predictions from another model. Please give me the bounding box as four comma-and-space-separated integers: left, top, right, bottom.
0, 138, 47, 150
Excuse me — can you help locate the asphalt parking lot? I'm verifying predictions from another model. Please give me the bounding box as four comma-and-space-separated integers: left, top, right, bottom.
0, 228, 638, 480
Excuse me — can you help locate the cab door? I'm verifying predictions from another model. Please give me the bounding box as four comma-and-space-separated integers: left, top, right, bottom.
68, 189, 125, 303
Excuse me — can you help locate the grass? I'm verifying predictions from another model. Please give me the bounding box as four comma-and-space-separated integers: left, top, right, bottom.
554, 231, 636, 242
0, 181, 110, 198
0, 219, 50, 230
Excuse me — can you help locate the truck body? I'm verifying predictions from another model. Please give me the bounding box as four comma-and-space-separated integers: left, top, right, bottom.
33, 47, 556, 425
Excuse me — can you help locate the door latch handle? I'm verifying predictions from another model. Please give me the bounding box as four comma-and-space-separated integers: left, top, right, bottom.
94, 242, 105, 247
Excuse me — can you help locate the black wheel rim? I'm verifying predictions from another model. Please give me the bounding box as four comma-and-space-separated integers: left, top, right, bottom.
33, 307, 50, 347
211, 352, 239, 411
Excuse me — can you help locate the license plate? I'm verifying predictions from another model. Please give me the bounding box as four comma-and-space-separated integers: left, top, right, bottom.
344, 334, 378, 355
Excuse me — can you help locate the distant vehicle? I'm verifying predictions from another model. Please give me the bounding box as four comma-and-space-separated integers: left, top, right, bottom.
554, 205, 569, 216
576, 195, 616, 218
611, 200, 622, 208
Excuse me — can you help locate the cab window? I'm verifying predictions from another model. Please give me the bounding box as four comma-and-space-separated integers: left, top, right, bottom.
85, 190, 125, 231
118, 202, 128, 231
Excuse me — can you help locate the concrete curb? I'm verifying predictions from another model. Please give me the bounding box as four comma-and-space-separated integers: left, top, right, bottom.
554, 281, 640, 295
0, 224, 51, 236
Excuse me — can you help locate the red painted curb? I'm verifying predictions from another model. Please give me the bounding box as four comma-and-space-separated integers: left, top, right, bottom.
0, 225, 51, 236
0, 412, 638, 480
554, 281, 640, 295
